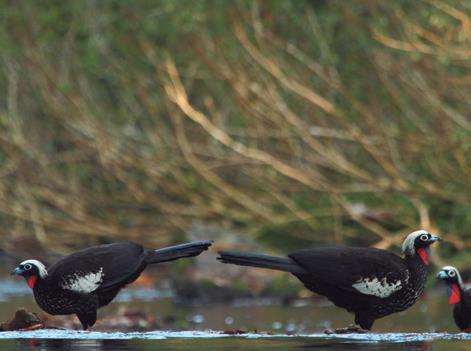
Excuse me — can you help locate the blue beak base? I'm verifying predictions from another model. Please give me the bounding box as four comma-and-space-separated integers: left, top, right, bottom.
437, 271, 447, 279
10, 267, 24, 276
429, 235, 440, 243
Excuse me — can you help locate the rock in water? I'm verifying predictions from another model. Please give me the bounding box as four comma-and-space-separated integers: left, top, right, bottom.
0, 308, 43, 331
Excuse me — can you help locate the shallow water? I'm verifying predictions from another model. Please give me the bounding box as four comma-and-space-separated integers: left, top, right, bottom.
0, 331, 469, 351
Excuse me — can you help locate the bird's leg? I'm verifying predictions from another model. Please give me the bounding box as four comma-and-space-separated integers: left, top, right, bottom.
77, 310, 97, 331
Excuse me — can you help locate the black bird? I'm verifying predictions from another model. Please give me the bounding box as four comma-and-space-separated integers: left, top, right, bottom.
218, 230, 439, 331
437, 266, 471, 332
11, 240, 213, 330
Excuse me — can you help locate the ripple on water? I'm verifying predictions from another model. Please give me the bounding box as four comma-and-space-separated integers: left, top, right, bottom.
0, 330, 469, 342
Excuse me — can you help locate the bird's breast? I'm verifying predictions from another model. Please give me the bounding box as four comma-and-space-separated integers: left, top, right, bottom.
33, 284, 70, 315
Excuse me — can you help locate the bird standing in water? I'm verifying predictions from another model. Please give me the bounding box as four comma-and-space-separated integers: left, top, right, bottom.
437, 266, 470, 332
11, 240, 213, 329
218, 230, 440, 332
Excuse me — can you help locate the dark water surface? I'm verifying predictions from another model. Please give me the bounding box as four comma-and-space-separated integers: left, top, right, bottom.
0, 331, 469, 351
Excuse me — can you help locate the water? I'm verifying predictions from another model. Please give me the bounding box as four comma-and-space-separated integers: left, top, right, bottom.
1, 269, 468, 351
0, 331, 469, 351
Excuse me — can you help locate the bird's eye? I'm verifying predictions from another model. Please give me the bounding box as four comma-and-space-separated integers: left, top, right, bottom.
23, 264, 32, 270
420, 234, 429, 241
448, 270, 456, 277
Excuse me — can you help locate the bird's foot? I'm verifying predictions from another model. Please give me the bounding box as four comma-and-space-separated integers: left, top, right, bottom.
324, 324, 369, 334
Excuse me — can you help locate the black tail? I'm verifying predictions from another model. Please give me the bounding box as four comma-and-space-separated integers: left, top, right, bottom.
146, 240, 213, 264
217, 251, 307, 274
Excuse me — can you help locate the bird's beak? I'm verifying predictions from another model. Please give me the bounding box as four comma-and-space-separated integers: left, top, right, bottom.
436, 270, 447, 279
428, 235, 440, 243
10, 267, 23, 276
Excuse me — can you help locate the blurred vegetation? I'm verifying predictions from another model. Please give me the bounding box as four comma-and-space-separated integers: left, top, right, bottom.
0, 1, 469, 263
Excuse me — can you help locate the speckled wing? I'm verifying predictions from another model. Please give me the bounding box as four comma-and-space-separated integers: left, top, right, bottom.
289, 247, 409, 298
47, 242, 147, 294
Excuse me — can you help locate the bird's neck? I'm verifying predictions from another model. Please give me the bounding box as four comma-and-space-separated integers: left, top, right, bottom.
26, 275, 39, 289
416, 247, 430, 265
405, 253, 428, 281
446, 282, 462, 305
30, 275, 48, 291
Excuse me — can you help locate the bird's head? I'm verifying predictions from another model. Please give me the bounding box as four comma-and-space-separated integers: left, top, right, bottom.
437, 266, 464, 304
401, 230, 440, 265
11, 259, 48, 289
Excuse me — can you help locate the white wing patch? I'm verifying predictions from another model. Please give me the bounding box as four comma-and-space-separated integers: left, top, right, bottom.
352, 276, 403, 298
60, 268, 104, 293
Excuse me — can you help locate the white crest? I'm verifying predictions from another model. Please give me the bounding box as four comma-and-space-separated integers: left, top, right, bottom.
352, 276, 403, 298
60, 268, 104, 293
20, 259, 48, 278
401, 230, 428, 255
442, 265, 464, 289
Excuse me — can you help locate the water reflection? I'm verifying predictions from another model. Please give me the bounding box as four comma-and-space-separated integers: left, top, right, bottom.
298, 341, 429, 351
15, 339, 133, 351
3, 335, 470, 351
11, 338, 469, 351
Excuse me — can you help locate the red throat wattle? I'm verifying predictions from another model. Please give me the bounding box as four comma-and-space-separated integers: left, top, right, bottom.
448, 283, 461, 304
417, 247, 428, 265
27, 275, 38, 289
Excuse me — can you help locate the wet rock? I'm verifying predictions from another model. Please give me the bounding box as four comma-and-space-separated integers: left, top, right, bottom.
0, 308, 43, 331
324, 324, 369, 334
222, 330, 247, 335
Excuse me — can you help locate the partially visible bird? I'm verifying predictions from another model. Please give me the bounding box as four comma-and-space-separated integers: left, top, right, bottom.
218, 230, 440, 331
11, 240, 213, 329
437, 266, 471, 332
